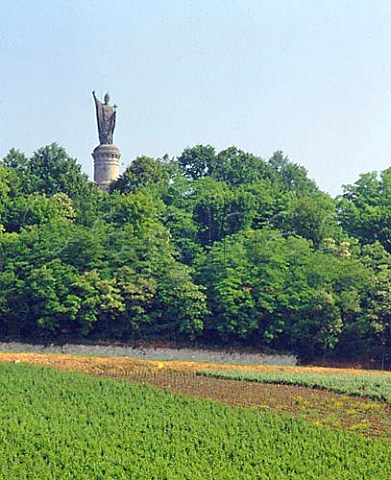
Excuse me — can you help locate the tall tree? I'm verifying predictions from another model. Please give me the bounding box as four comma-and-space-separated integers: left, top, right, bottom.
110, 156, 170, 194
178, 145, 216, 181
338, 168, 391, 251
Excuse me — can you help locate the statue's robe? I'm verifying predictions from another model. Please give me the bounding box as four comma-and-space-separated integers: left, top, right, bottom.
94, 97, 116, 144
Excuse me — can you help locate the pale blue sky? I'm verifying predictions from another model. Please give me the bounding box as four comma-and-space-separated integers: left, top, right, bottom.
2, 0, 391, 195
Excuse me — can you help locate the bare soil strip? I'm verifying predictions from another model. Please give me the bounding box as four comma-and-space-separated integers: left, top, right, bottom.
1, 351, 390, 375
1, 352, 390, 441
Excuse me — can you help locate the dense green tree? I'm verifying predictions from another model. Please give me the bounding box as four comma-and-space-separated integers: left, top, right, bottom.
212, 147, 271, 186
195, 228, 375, 358
2, 144, 88, 198
279, 191, 340, 247
163, 205, 201, 264
1, 149, 33, 194
338, 168, 391, 251
110, 156, 170, 194
268, 151, 318, 194
2, 144, 101, 226
357, 243, 391, 366
3, 193, 76, 232
189, 178, 258, 246
178, 145, 216, 180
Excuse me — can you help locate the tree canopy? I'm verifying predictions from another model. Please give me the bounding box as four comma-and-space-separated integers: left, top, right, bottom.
0, 143, 390, 365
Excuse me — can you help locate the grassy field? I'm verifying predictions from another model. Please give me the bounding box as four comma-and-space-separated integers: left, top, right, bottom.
0, 362, 390, 479
198, 369, 391, 404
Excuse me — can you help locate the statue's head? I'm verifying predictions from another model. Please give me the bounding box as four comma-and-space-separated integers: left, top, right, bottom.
104, 93, 110, 104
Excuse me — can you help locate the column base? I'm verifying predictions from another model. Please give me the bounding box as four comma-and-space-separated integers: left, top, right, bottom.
92, 144, 121, 191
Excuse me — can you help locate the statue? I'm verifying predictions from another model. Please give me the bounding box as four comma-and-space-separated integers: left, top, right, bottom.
92, 91, 117, 145
92, 90, 121, 190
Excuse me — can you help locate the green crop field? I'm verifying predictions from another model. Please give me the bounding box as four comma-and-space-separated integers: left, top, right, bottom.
0, 363, 390, 479
198, 369, 391, 404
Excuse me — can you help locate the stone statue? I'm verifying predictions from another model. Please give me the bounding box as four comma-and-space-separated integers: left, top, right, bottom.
92, 91, 117, 145
92, 90, 121, 190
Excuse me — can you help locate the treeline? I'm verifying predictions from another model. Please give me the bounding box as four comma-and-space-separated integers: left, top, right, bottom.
0, 144, 390, 363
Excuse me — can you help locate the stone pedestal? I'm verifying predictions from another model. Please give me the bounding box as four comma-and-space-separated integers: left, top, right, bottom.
92, 144, 121, 191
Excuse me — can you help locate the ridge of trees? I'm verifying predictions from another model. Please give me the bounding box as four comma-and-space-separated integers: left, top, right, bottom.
0, 143, 390, 365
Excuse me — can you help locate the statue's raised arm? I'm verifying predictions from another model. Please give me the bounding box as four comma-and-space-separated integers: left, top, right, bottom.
92, 91, 117, 145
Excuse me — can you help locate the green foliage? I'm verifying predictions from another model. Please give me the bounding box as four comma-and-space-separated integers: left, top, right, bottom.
110, 155, 170, 194
268, 150, 318, 193
2, 144, 101, 226
195, 229, 368, 358
279, 191, 340, 247
338, 168, 391, 251
178, 144, 216, 180
0, 363, 390, 479
2, 144, 89, 199
358, 244, 391, 366
200, 369, 391, 404
212, 146, 271, 186
0, 142, 390, 363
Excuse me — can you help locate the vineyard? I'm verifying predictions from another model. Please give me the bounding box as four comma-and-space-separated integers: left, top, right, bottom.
0, 355, 390, 478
